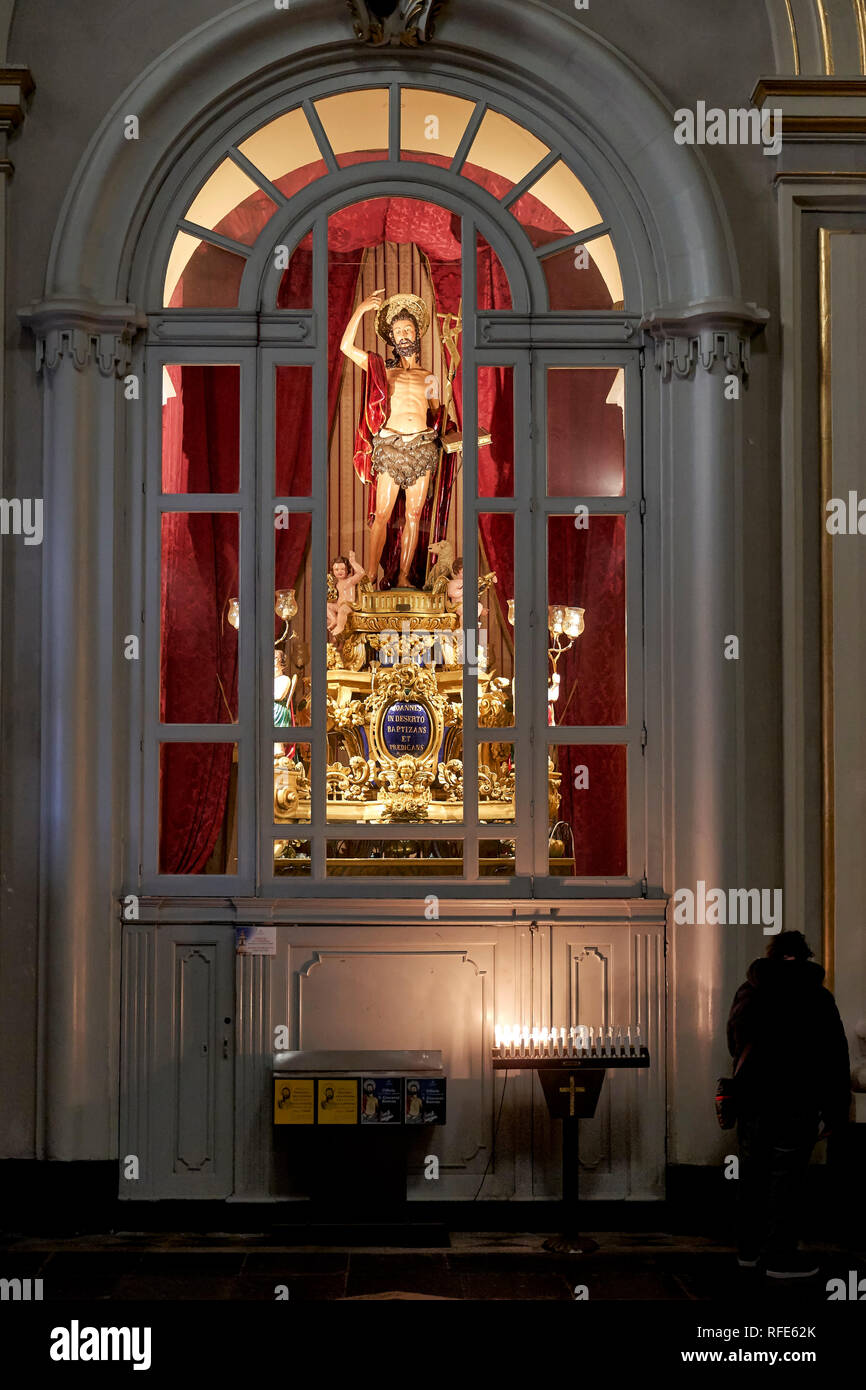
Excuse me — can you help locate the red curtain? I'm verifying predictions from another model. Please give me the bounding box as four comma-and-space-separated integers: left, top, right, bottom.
159, 365, 240, 873
549, 513, 627, 874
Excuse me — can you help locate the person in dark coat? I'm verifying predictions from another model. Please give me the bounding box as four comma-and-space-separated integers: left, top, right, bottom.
727, 931, 851, 1278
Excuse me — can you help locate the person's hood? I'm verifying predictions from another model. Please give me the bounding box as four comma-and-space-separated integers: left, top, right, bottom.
746, 957, 826, 991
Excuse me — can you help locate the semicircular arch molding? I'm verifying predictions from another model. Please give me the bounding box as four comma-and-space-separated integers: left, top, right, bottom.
42, 0, 737, 316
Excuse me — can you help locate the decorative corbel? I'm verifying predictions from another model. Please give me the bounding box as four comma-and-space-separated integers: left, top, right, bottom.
642, 298, 770, 382
18, 297, 148, 379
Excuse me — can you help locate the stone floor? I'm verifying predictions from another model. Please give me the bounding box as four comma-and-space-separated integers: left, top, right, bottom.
2, 1231, 863, 1301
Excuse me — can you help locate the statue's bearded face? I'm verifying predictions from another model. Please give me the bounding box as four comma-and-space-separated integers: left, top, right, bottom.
390, 314, 419, 358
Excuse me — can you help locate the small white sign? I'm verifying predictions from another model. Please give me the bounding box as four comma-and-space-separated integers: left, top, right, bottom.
235, 926, 277, 956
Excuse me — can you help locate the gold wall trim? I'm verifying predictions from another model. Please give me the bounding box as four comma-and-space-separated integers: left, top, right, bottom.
815, 0, 835, 75
774, 170, 866, 181
818, 228, 836, 989
752, 77, 866, 101
855, 0, 866, 74
780, 115, 866, 133
785, 0, 802, 74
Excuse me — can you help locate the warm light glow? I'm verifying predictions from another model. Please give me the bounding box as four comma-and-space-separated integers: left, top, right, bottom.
164, 229, 203, 307
548, 605, 585, 640
528, 161, 601, 238
401, 88, 475, 158
186, 158, 263, 236
314, 89, 389, 159
275, 590, 298, 621
237, 107, 321, 183
492, 1021, 640, 1058
465, 109, 549, 185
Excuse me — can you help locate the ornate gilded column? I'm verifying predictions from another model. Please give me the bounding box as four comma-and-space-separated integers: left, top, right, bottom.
19, 298, 146, 1160
642, 298, 768, 1164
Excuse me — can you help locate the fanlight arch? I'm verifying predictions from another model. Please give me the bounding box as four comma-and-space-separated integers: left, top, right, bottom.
159, 82, 625, 317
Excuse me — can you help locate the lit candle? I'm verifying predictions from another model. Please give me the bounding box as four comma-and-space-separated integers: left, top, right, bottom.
531, 1027, 540, 1057
541, 1027, 549, 1058
567, 1027, 575, 1058
635, 1026, 642, 1054
588, 1026, 594, 1054
495, 1024, 501, 1051
627, 1025, 633, 1056
559, 1027, 566, 1057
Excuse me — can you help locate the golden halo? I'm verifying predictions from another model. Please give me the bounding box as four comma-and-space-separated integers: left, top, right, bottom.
376, 293, 430, 342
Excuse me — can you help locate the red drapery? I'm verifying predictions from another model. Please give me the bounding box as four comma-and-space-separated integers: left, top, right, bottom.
159, 365, 240, 873
161, 160, 625, 873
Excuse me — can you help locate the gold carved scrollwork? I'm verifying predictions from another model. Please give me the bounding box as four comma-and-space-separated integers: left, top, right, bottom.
478, 766, 516, 803
437, 759, 464, 801
327, 697, 367, 733
478, 676, 511, 727
327, 755, 374, 799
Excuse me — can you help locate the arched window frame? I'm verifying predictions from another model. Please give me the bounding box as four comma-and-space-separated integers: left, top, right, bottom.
136, 70, 648, 900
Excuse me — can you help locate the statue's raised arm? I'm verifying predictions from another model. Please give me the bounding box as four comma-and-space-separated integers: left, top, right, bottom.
340, 289, 386, 371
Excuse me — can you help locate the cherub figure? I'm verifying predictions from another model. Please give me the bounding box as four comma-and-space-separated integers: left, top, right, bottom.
446, 558, 491, 630
445, 556, 465, 626
327, 551, 366, 636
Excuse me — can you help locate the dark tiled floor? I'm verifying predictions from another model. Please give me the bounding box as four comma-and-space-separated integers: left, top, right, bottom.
1, 1233, 862, 1302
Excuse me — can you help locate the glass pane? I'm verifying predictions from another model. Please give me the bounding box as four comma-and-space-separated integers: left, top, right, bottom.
275, 365, 312, 495
477, 233, 513, 312
238, 107, 321, 183
159, 742, 238, 873
162, 365, 240, 494
274, 514, 313, 717
463, 109, 549, 192
547, 368, 625, 497
326, 840, 463, 876
401, 88, 475, 163
547, 514, 626, 727
160, 513, 239, 723
523, 161, 601, 236
478, 741, 515, 823
548, 744, 628, 876
324, 200, 464, 836
273, 741, 310, 825
274, 839, 311, 876
164, 232, 245, 308
478, 366, 513, 498
184, 157, 277, 246
480, 838, 515, 876
541, 236, 623, 309
478, 513, 514, 725
314, 89, 388, 166
276, 230, 313, 310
